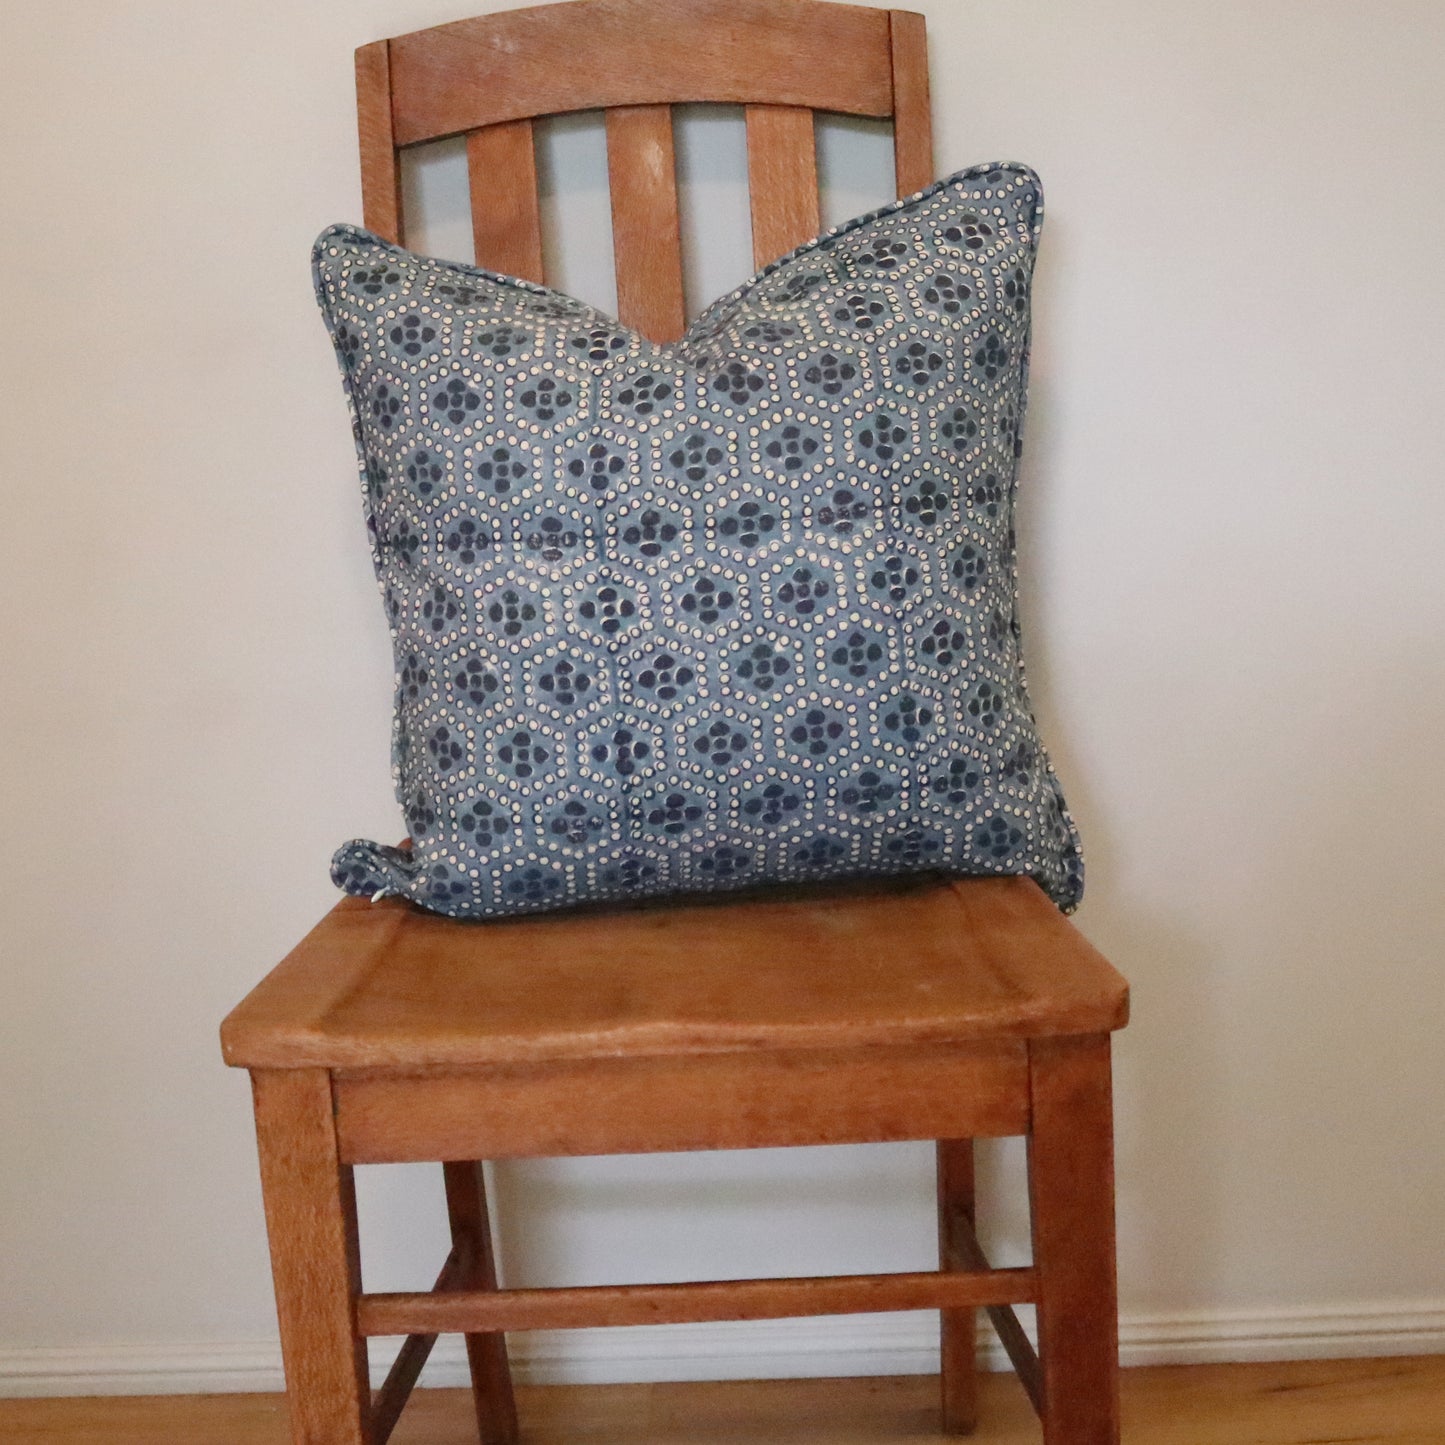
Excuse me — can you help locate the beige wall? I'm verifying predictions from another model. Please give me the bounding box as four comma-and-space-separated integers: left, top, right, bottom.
2, 0, 1443, 1393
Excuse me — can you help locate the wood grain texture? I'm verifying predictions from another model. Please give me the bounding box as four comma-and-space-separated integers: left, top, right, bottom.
888, 10, 934, 197
937, 1139, 979, 1434
220, 877, 1128, 1072
335, 1043, 1028, 1163
745, 106, 820, 268
441, 1162, 518, 1445
355, 41, 402, 243
387, 0, 894, 145
359, 1268, 1037, 1337
250, 1069, 370, 1445
8, 1360, 1445, 1445
466, 121, 544, 282
1028, 1035, 1120, 1445
606, 105, 686, 341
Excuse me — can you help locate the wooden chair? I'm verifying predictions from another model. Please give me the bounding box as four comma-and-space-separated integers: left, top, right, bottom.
220, 2, 1130, 1442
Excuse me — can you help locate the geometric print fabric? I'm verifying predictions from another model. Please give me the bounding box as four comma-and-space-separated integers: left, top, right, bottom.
312, 162, 1083, 918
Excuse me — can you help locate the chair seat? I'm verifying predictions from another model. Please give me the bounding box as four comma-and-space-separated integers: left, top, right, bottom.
220, 875, 1127, 1072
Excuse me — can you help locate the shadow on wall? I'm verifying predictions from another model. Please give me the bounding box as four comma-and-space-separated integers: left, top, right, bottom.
490, 1142, 938, 1292
990, 208, 1226, 1311
1012, 205, 1445, 1310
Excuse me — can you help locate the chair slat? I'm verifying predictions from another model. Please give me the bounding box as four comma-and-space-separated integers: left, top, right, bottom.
889, 10, 934, 198
387, 0, 893, 146
605, 104, 686, 342
466, 120, 545, 283
356, 41, 402, 243
744, 106, 821, 269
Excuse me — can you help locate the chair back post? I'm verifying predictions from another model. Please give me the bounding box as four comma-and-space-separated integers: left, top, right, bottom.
356, 40, 402, 243
888, 9, 934, 195
353, 0, 934, 338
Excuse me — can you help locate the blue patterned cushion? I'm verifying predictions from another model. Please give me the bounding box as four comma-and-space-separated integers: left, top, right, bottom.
312, 162, 1083, 918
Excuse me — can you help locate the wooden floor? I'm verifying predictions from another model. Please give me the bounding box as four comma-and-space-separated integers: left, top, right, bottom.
2, 1359, 1442, 1444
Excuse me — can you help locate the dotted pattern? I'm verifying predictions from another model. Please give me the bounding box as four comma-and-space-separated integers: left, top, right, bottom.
314, 163, 1083, 917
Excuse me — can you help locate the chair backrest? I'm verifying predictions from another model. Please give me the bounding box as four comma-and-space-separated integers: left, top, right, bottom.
356, 0, 933, 342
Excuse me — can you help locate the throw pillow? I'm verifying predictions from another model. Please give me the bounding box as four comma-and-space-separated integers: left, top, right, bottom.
312, 162, 1083, 918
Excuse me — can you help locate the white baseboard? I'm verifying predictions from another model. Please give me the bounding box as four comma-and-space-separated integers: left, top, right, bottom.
2, 1303, 1442, 1399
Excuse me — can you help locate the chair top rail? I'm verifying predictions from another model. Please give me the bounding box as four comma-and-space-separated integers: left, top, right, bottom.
384, 0, 900, 145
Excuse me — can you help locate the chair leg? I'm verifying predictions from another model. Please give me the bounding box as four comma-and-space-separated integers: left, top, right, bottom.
252, 1068, 371, 1445
443, 1161, 519, 1445
1027, 1035, 1121, 1445
936, 1138, 978, 1434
